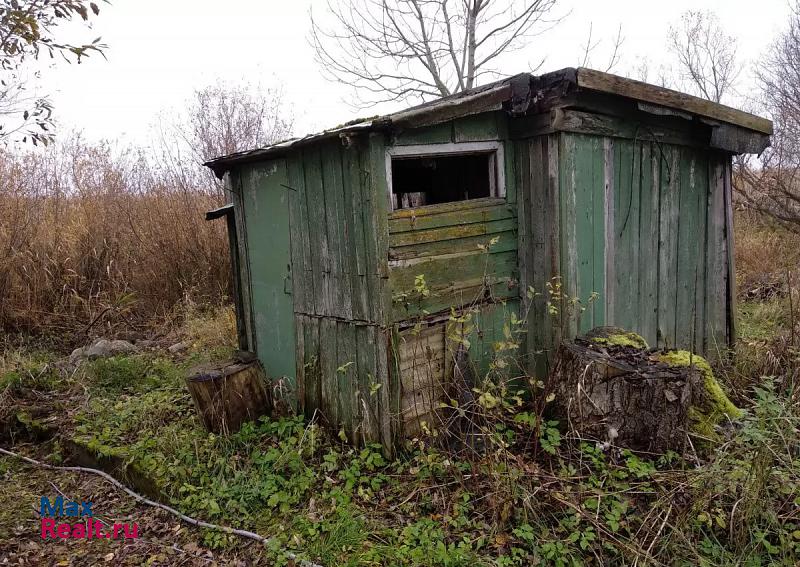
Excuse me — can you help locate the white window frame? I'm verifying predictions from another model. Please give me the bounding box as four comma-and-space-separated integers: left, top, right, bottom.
385, 141, 506, 211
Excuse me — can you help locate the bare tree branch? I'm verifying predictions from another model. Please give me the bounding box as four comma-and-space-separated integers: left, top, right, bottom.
310, 0, 563, 107
667, 10, 739, 104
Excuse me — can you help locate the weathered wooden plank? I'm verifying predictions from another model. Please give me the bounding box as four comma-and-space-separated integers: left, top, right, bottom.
723, 159, 737, 346
228, 172, 255, 353
552, 108, 707, 149
389, 218, 518, 247
357, 142, 379, 323
657, 146, 680, 348
302, 315, 320, 415
391, 280, 517, 321
576, 67, 773, 135
638, 142, 660, 346
675, 148, 701, 350
390, 230, 517, 261
546, 133, 563, 351
286, 155, 311, 314
343, 145, 369, 321
613, 138, 640, 331
355, 324, 380, 443
559, 134, 579, 340
321, 144, 347, 318
529, 137, 549, 377
590, 136, 606, 329
389, 249, 517, 294
336, 322, 357, 443
319, 317, 339, 427
705, 157, 728, 356
368, 134, 391, 325
517, 139, 533, 346
394, 122, 452, 145
302, 147, 330, 317
572, 134, 595, 333
388, 200, 513, 233
603, 138, 615, 326
693, 152, 709, 353
376, 327, 394, 454
453, 112, 500, 142
295, 315, 306, 413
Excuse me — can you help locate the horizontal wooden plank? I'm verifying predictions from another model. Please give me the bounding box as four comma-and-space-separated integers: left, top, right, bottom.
389, 201, 515, 234
389, 230, 517, 261
576, 67, 773, 135
389, 197, 505, 219
390, 249, 517, 292
391, 279, 518, 320
390, 218, 517, 247
552, 109, 707, 148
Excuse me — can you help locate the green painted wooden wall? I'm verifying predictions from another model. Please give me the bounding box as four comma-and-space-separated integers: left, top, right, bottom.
516, 131, 734, 377
229, 108, 736, 452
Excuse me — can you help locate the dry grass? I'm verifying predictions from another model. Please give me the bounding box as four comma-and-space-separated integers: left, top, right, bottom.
0, 139, 230, 347
731, 209, 800, 391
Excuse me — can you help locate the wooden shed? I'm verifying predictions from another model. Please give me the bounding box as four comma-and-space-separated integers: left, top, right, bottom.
205, 68, 771, 450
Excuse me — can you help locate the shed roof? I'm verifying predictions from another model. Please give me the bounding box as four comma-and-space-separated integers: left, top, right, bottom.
205, 67, 772, 177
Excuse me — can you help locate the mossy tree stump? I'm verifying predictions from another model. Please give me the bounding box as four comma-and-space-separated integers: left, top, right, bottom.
548, 327, 740, 453
186, 361, 271, 435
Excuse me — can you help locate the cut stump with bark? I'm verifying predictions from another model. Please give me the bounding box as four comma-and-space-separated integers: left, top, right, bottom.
185, 360, 271, 435
548, 327, 704, 453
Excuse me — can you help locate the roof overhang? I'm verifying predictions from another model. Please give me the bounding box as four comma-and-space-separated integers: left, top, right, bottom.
204, 68, 772, 179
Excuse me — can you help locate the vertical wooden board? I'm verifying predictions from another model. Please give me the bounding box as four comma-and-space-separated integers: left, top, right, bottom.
504, 128, 517, 204
675, 148, 706, 351
229, 172, 255, 352
336, 322, 357, 443
637, 142, 660, 346
344, 146, 370, 321
302, 315, 321, 415
334, 145, 355, 320
368, 134, 391, 325
516, 141, 532, 309
302, 147, 330, 317
527, 138, 545, 372
320, 143, 347, 318
546, 133, 563, 352
241, 161, 297, 388
319, 317, 339, 427
295, 315, 306, 413
613, 138, 640, 331
559, 134, 579, 340
705, 157, 728, 356
356, 324, 380, 443
590, 136, 606, 328
286, 155, 308, 314
453, 112, 500, 143
657, 146, 679, 348
603, 138, 615, 327
376, 326, 395, 454
571, 134, 595, 334
723, 160, 737, 345
693, 151, 709, 353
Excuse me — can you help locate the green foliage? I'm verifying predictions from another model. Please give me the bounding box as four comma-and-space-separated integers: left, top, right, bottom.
85, 355, 181, 393
0, 0, 107, 144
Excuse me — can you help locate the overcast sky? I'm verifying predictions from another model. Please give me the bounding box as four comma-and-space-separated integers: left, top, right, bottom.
38, 0, 792, 146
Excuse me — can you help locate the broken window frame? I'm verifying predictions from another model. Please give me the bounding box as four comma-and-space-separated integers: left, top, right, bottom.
385, 141, 506, 211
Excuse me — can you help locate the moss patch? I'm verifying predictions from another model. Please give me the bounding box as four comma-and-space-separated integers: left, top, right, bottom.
589, 328, 649, 349
656, 350, 743, 438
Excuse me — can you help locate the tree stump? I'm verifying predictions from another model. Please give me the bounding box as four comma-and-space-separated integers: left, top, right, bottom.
185, 361, 271, 435
548, 329, 703, 453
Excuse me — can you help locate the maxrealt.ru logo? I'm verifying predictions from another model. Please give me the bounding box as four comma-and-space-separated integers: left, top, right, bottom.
39, 496, 139, 540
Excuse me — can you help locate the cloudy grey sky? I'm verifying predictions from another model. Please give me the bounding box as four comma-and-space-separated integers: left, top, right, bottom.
39, 0, 792, 145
